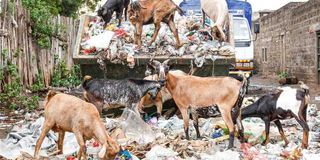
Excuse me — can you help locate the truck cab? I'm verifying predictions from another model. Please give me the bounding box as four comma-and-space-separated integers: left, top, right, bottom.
180, 0, 254, 78
227, 0, 254, 78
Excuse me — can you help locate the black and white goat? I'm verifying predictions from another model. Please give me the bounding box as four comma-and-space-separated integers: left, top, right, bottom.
82, 76, 161, 115
241, 81, 310, 148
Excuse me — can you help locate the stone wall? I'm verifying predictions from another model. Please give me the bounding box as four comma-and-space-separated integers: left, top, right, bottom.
254, 0, 320, 83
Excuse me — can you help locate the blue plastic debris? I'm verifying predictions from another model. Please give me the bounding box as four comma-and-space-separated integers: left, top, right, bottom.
115, 149, 133, 160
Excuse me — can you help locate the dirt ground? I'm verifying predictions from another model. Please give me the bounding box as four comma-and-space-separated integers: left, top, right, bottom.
249, 74, 320, 106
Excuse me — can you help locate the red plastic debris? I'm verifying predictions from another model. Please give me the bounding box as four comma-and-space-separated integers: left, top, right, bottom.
240, 143, 267, 160
114, 28, 127, 38
93, 140, 100, 147
82, 47, 97, 55
66, 156, 76, 160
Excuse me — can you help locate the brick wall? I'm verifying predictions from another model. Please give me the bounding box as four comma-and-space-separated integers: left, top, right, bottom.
254, 0, 320, 83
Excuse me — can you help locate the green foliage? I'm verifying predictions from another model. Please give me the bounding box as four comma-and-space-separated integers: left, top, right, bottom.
51, 60, 81, 88
21, 0, 99, 48
0, 55, 40, 111
30, 74, 45, 92
278, 72, 289, 79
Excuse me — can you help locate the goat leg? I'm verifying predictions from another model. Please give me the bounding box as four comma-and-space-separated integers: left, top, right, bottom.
116, 9, 123, 27
262, 118, 270, 145
124, 6, 128, 21
180, 108, 190, 140
149, 22, 161, 46
57, 131, 65, 154
274, 120, 289, 147
191, 111, 201, 139
298, 102, 309, 149
34, 122, 53, 159
155, 102, 163, 119
221, 109, 235, 149
168, 17, 182, 49
135, 23, 143, 49
74, 131, 87, 160
236, 116, 246, 143
290, 109, 309, 149
202, 10, 206, 27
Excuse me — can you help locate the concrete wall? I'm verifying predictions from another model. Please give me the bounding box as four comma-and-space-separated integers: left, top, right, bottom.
254, 0, 320, 83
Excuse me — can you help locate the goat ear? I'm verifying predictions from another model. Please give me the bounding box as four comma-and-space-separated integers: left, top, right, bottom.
163, 59, 174, 70
102, 8, 108, 15
129, 79, 146, 85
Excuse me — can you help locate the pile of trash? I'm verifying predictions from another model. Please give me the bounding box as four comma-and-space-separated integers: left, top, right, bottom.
0, 99, 319, 160
80, 14, 235, 68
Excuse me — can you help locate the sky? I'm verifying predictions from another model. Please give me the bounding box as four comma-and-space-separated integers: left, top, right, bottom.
246, 0, 308, 12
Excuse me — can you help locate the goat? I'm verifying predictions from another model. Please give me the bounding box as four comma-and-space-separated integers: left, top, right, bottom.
138, 70, 187, 118
128, 0, 184, 49
82, 76, 161, 115
147, 59, 248, 149
97, 0, 130, 27
241, 81, 310, 149
34, 91, 120, 160
201, 0, 229, 42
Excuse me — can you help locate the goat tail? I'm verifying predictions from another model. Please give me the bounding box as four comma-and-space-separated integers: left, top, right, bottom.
45, 90, 57, 106
82, 75, 93, 90
239, 72, 248, 98
176, 5, 184, 16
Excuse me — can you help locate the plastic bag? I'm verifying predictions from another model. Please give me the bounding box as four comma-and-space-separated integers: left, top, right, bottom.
119, 108, 155, 145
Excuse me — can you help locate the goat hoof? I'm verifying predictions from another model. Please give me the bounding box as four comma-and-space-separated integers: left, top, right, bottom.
226, 146, 234, 151
175, 43, 183, 49
147, 41, 154, 46
301, 144, 308, 149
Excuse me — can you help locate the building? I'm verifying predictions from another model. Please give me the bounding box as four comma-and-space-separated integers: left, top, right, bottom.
253, 0, 320, 84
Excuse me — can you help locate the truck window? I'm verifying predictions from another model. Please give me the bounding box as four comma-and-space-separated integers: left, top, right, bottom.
234, 19, 251, 41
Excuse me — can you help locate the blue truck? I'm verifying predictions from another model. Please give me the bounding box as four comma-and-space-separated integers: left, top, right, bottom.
180, 0, 254, 77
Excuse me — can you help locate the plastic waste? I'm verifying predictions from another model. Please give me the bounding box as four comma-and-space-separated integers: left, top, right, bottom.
211, 128, 223, 139
120, 108, 155, 145
200, 150, 240, 160
81, 31, 114, 50
115, 149, 133, 160
145, 145, 178, 160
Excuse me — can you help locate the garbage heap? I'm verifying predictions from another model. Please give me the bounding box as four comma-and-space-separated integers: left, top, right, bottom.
80, 15, 235, 69
0, 98, 320, 160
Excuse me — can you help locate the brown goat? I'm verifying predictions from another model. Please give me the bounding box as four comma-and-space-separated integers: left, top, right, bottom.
34, 91, 120, 160
148, 60, 247, 149
128, 0, 183, 49
138, 70, 187, 118
201, 0, 229, 42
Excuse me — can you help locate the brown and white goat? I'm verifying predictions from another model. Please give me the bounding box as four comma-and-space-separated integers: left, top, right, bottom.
241, 82, 310, 149
128, 0, 183, 49
201, 0, 229, 42
138, 70, 187, 118
148, 60, 248, 149
34, 91, 120, 160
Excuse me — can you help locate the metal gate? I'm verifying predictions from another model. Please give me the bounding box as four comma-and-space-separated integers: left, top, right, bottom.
318, 32, 320, 84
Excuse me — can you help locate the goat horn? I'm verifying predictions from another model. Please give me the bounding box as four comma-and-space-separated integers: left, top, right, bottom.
149, 54, 156, 63
163, 59, 170, 65
152, 60, 161, 66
